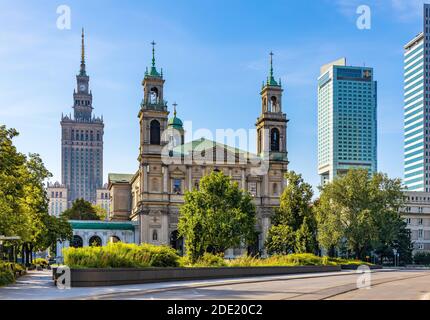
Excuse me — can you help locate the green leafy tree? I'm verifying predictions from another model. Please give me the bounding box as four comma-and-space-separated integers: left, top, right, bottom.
0, 126, 55, 264
61, 198, 103, 221
265, 171, 318, 255
315, 169, 411, 260
36, 215, 73, 254
178, 171, 256, 263
265, 225, 295, 255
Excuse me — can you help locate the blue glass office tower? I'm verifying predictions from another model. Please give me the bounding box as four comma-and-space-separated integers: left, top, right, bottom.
403, 4, 430, 191
318, 58, 377, 184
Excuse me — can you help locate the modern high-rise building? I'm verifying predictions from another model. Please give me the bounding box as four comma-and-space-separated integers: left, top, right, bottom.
60, 29, 104, 204
317, 58, 377, 184
403, 4, 430, 192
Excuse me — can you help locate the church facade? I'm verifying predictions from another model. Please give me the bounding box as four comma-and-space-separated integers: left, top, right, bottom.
109, 45, 289, 255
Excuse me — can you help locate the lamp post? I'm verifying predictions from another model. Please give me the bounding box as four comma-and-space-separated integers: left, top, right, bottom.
393, 248, 398, 267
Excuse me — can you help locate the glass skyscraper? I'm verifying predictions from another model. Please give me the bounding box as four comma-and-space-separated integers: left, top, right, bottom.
318, 58, 377, 184
403, 4, 430, 192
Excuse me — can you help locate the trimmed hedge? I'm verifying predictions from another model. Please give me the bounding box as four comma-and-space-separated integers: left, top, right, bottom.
63, 243, 180, 269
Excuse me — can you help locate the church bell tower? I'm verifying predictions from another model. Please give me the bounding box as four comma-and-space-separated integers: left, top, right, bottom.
256, 52, 288, 161
138, 42, 169, 157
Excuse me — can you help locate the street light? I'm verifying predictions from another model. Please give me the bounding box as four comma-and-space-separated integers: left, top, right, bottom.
393, 248, 398, 267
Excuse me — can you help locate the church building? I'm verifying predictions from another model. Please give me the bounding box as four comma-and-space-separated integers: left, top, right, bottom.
108, 44, 289, 255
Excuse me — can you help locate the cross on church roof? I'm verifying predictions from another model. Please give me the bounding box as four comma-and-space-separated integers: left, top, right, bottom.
173, 102, 178, 117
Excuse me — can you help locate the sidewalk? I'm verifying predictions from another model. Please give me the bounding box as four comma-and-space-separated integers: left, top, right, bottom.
0, 269, 373, 300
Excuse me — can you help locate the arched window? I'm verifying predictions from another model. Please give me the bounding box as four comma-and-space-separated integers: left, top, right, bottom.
152, 230, 158, 241
271, 128, 280, 152
150, 87, 159, 104
262, 97, 267, 113
72, 235, 83, 248
150, 120, 161, 145
110, 236, 121, 243
270, 96, 278, 112
89, 235, 102, 247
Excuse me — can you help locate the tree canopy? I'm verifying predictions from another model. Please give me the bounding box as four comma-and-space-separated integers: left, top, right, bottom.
61, 198, 105, 221
315, 169, 412, 262
265, 171, 318, 255
0, 125, 72, 263
178, 171, 256, 263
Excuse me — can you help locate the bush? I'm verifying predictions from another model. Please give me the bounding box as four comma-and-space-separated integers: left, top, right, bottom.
414, 252, 430, 265
63, 242, 180, 269
0, 261, 25, 286
328, 257, 371, 266
0, 270, 15, 286
33, 258, 49, 267
192, 253, 227, 267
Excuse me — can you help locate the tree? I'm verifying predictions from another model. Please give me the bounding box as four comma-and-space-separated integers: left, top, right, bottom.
315, 169, 411, 261
61, 198, 103, 221
265, 171, 318, 255
36, 215, 73, 254
178, 171, 256, 263
265, 225, 295, 255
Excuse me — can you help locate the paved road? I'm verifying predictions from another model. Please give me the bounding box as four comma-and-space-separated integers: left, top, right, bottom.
91, 270, 430, 300
2, 269, 430, 300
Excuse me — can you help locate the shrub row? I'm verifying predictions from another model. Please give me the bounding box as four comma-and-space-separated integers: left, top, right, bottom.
63, 243, 372, 269
414, 252, 430, 266
177, 253, 369, 268
63, 243, 180, 269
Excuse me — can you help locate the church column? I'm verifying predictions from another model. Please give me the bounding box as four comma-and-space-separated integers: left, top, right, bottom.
241, 168, 246, 190
187, 166, 192, 191
163, 166, 169, 193
161, 212, 169, 245
143, 165, 148, 192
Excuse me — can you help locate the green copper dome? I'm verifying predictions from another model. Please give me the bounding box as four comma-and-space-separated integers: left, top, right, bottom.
168, 103, 183, 129
168, 116, 183, 129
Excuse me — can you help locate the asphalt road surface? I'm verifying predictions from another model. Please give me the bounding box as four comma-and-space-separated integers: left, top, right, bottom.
91, 270, 430, 300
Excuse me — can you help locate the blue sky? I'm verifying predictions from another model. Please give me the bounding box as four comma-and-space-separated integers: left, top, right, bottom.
0, 0, 428, 192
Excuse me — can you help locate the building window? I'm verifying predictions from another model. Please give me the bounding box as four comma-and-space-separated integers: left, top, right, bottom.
152, 230, 158, 241
248, 182, 257, 197
72, 235, 83, 248
150, 120, 161, 145
173, 179, 182, 194
89, 236, 102, 247
273, 183, 278, 196
270, 128, 280, 152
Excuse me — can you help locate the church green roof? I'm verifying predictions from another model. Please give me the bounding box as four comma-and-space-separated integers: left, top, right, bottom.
145, 41, 163, 78
108, 173, 135, 183
170, 138, 258, 158
69, 220, 135, 231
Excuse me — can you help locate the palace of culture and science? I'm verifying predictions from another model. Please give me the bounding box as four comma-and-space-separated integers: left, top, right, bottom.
47, 30, 109, 217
